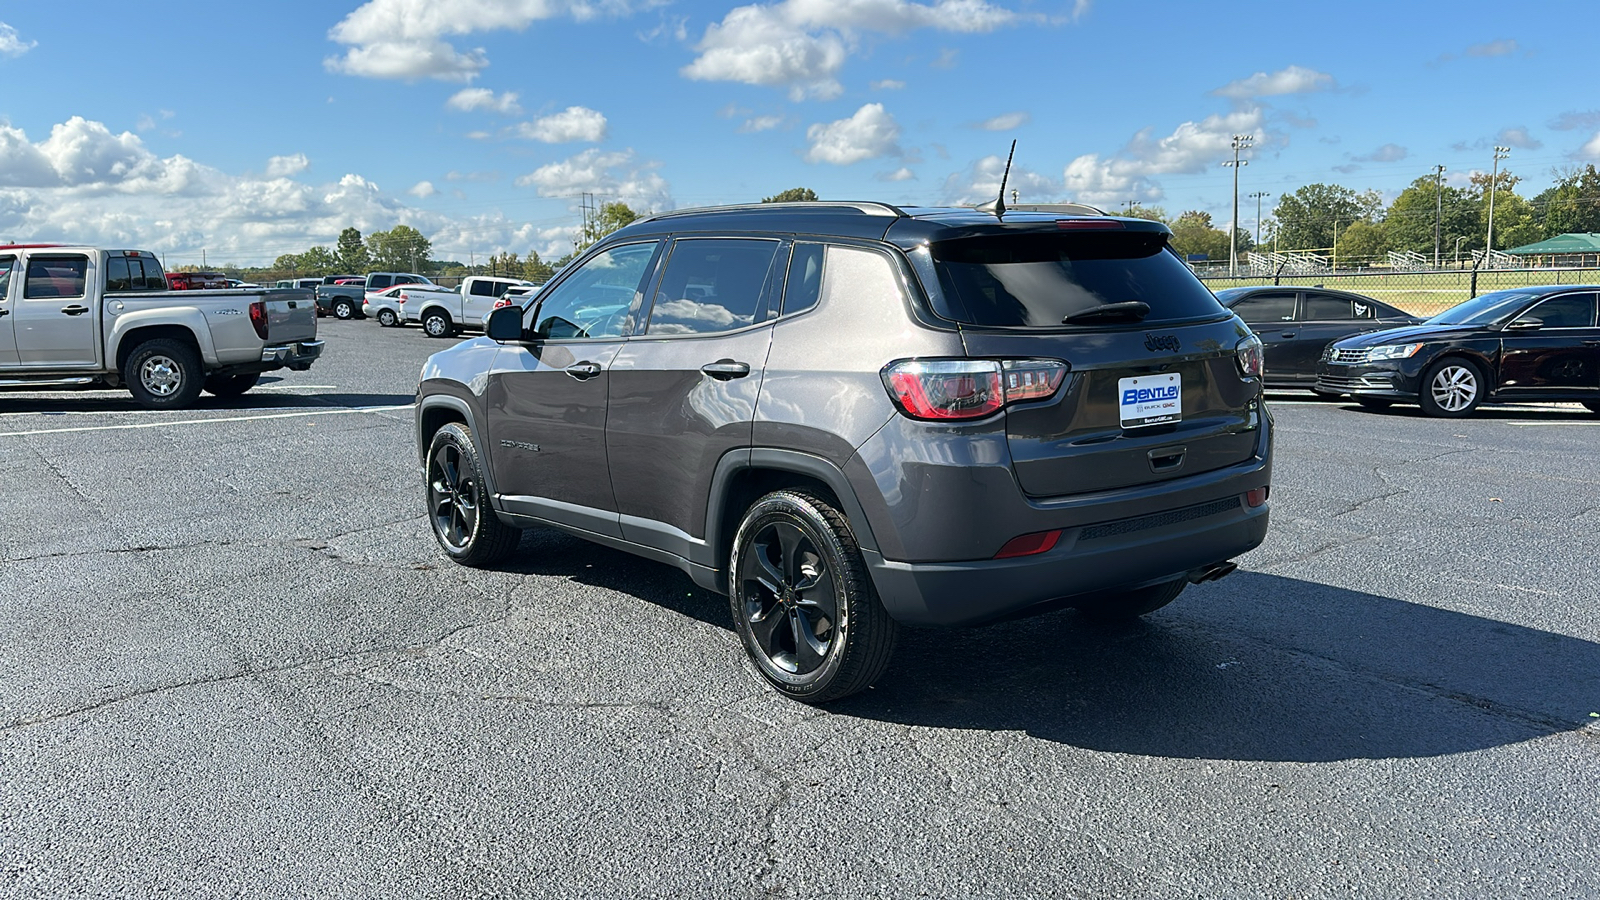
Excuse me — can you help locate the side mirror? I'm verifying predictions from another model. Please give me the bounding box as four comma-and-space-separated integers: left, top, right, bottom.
486, 305, 524, 342
1505, 318, 1543, 332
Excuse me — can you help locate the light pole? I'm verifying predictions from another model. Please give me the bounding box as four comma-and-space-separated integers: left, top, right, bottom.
1223, 134, 1253, 276
1249, 191, 1270, 249
1485, 146, 1510, 266
1454, 235, 1466, 269
1432, 164, 1446, 268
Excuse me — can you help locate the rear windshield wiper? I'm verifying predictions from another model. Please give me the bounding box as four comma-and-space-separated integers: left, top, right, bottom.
1062, 301, 1150, 324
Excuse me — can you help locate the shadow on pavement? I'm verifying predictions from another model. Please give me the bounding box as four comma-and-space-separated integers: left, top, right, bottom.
0, 389, 416, 415
497, 533, 1600, 763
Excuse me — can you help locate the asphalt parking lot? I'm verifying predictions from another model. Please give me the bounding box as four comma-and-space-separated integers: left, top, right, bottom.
3, 320, 1598, 899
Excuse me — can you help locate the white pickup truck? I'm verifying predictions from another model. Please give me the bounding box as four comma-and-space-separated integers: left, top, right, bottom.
0, 245, 323, 409
404, 274, 535, 338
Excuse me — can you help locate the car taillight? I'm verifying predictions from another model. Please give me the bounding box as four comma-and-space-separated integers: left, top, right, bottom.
397, 292, 407, 304
1235, 334, 1263, 378
881, 358, 1067, 421
248, 300, 268, 340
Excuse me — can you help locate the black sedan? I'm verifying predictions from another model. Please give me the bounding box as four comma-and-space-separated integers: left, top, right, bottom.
1215, 286, 1421, 389
1315, 285, 1600, 417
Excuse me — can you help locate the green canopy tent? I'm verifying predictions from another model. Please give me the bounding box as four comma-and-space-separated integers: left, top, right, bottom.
1505, 232, 1600, 266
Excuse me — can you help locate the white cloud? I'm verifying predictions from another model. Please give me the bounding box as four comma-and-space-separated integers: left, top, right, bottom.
1212, 65, 1334, 100
1353, 143, 1407, 163
1466, 39, 1518, 58
974, 111, 1029, 131
1578, 131, 1600, 161
739, 115, 786, 133
515, 148, 672, 211
804, 103, 901, 165
266, 153, 311, 177
1060, 107, 1265, 206
325, 0, 641, 82
931, 47, 959, 69
409, 180, 439, 197
1550, 110, 1600, 132
877, 167, 916, 182
942, 155, 1059, 206
871, 79, 905, 90
684, 0, 1032, 100
1495, 126, 1542, 150
518, 106, 608, 143
447, 88, 523, 114
0, 22, 35, 57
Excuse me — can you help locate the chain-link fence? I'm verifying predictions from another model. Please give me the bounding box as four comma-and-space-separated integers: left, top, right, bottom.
1198, 267, 1600, 317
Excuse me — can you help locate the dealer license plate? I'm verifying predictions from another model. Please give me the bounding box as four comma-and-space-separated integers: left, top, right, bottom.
1118, 373, 1182, 428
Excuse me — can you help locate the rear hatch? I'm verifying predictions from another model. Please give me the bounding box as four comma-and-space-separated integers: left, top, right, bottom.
918, 224, 1262, 497
259, 288, 318, 344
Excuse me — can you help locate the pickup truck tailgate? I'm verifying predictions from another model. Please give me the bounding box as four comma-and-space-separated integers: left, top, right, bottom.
262, 289, 318, 344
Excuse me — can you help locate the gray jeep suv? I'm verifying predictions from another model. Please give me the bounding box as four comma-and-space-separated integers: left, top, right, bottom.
415, 202, 1273, 702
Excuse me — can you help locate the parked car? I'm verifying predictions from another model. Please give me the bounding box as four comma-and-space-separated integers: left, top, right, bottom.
316, 271, 433, 320
362, 283, 410, 326
165, 271, 231, 290
391, 283, 460, 331
480, 284, 545, 326
275, 277, 322, 291
415, 202, 1272, 702
405, 274, 535, 337
1315, 285, 1600, 417
0, 245, 321, 408
1215, 286, 1421, 389
228, 278, 264, 290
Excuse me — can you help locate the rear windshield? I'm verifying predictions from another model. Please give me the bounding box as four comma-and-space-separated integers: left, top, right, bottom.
925, 232, 1224, 327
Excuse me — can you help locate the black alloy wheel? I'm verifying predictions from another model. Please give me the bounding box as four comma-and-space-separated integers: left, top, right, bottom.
730, 490, 895, 703
425, 423, 520, 566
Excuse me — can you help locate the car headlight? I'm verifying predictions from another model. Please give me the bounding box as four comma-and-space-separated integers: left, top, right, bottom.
1365, 342, 1425, 361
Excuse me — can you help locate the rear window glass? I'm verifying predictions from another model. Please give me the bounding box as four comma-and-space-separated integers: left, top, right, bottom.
926, 232, 1223, 327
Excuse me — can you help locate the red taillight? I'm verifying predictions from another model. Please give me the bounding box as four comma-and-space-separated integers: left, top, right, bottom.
247, 300, 268, 340
994, 530, 1062, 559
1057, 219, 1124, 230
882, 359, 1067, 422
1245, 487, 1269, 508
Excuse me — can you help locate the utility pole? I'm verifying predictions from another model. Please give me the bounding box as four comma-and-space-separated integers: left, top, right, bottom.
1010, 189, 1018, 206
1223, 134, 1254, 276
1332, 218, 1341, 273
1432, 164, 1446, 268
1485, 146, 1510, 266
1248, 191, 1270, 248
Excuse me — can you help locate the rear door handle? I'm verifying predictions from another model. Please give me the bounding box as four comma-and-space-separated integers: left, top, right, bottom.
564, 361, 602, 380
1280, 331, 1296, 338
61, 305, 90, 316
700, 359, 751, 379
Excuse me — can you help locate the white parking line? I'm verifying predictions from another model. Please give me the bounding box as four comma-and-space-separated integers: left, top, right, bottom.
0, 405, 413, 437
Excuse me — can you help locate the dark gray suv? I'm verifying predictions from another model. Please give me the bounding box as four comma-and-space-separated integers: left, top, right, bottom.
415, 202, 1273, 702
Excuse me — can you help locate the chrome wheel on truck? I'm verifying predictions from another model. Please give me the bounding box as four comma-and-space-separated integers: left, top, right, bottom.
124, 338, 204, 410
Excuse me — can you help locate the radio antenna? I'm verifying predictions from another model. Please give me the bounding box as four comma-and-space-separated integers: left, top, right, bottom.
976, 140, 1016, 219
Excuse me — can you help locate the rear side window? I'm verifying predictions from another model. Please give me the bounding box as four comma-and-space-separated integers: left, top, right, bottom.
0, 256, 13, 301
1302, 294, 1363, 320
106, 257, 131, 292
927, 232, 1223, 327
25, 256, 88, 299
1522, 293, 1597, 328
646, 238, 779, 336
108, 257, 162, 292
782, 243, 824, 317
1230, 292, 1296, 324
469, 279, 497, 297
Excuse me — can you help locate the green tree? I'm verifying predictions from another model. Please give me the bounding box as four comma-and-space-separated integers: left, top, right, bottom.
762, 187, 819, 203
1271, 184, 1383, 252
367, 225, 432, 273
1532, 164, 1600, 237
1469, 170, 1539, 251
1336, 220, 1389, 262
487, 251, 520, 277
296, 246, 339, 276
575, 202, 640, 254
523, 250, 556, 283
1167, 210, 1229, 261
1118, 204, 1167, 222
336, 227, 370, 274
1380, 175, 1476, 259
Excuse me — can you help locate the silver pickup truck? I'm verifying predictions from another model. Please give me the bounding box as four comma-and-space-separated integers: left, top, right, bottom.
0, 245, 323, 409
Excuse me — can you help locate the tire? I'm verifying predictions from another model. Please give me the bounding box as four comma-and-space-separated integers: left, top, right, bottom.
203, 373, 260, 397
1584, 401, 1600, 415
425, 423, 521, 567
376, 309, 398, 327
1419, 357, 1486, 418
728, 489, 897, 703
422, 310, 454, 338
1355, 396, 1394, 410
1074, 579, 1187, 623
124, 338, 205, 410
332, 299, 355, 320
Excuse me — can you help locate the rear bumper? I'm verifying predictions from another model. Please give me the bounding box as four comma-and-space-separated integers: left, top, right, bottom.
866, 495, 1269, 627
261, 340, 324, 370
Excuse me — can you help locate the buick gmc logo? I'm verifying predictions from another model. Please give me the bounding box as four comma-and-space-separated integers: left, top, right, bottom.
1144, 333, 1181, 353
1123, 384, 1180, 405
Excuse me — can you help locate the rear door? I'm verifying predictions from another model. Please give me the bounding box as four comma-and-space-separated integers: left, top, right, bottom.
15, 252, 98, 368
1227, 290, 1298, 381
606, 237, 782, 551
1285, 291, 1373, 381
0, 255, 18, 366
1497, 292, 1600, 395
923, 229, 1261, 497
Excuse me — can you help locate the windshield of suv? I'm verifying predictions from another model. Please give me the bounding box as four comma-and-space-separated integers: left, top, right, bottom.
926, 231, 1223, 327
1425, 290, 1536, 326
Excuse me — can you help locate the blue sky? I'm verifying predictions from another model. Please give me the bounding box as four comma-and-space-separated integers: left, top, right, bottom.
2, 0, 1598, 267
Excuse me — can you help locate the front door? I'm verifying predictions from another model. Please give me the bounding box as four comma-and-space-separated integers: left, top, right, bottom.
15, 253, 98, 368
606, 237, 784, 555
0, 255, 19, 367
1497, 292, 1600, 395
482, 240, 663, 538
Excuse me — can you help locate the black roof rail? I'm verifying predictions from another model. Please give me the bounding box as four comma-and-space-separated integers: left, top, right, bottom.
632, 201, 907, 225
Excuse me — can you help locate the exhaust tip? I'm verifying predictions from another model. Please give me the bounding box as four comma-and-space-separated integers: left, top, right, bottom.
1188, 560, 1239, 584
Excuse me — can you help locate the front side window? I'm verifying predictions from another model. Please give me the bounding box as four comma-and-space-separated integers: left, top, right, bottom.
24, 256, 88, 299
1519, 294, 1596, 328
646, 239, 779, 336
369, 275, 393, 290
530, 242, 660, 340
1230, 292, 1296, 324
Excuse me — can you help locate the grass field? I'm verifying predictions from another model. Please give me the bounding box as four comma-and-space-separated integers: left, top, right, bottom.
1200, 268, 1600, 317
